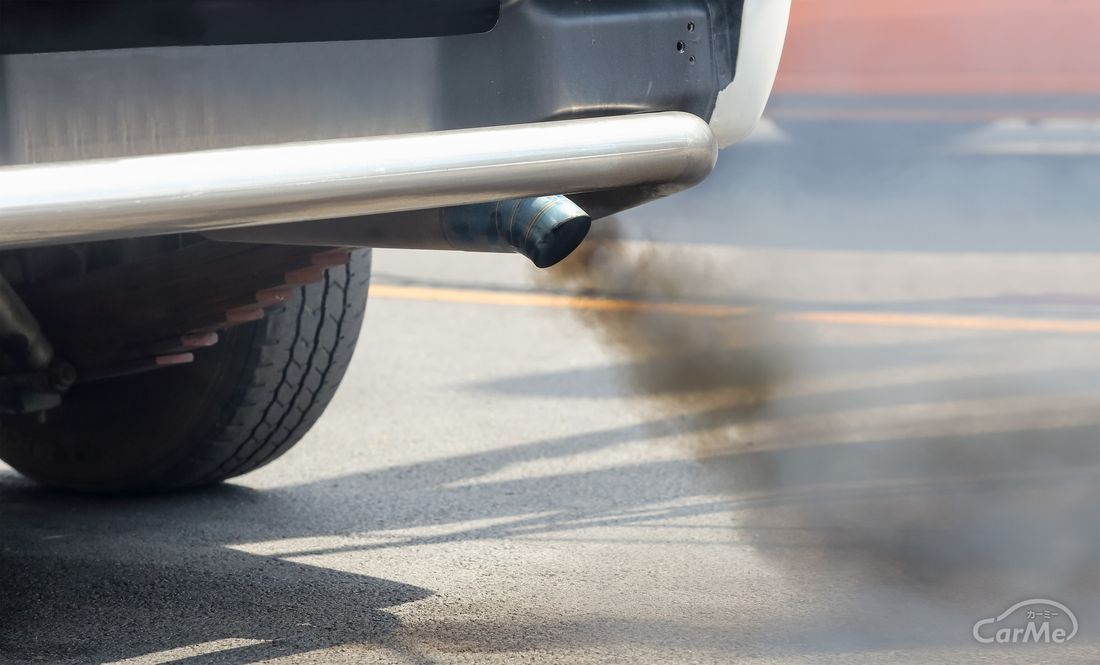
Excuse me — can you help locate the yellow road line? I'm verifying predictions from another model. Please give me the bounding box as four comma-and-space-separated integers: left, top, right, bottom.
790, 310, 1100, 334
369, 284, 1100, 334
369, 284, 752, 317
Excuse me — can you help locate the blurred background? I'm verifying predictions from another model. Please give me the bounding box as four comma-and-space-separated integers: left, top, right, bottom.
627, 0, 1100, 251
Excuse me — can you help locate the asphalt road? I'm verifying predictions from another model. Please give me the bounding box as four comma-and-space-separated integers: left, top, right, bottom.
2, 120, 1100, 663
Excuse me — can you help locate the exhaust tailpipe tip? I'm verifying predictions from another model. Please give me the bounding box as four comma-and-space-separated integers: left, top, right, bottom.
443, 195, 592, 268
499, 196, 592, 269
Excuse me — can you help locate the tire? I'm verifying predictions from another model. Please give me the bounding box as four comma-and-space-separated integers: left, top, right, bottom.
0, 249, 372, 493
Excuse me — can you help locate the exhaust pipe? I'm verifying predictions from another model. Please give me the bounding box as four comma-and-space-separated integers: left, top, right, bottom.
0, 112, 716, 250
208, 195, 592, 268
439, 196, 592, 268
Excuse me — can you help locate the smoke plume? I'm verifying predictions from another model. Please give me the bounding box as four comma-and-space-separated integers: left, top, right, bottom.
537, 217, 1100, 652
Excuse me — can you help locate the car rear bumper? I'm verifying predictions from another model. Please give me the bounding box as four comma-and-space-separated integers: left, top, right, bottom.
0, 112, 717, 249
0, 0, 788, 246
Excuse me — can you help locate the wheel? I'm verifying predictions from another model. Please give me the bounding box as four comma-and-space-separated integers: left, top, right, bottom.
0, 248, 372, 493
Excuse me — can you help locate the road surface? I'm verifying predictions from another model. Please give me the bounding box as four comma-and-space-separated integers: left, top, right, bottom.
2, 121, 1099, 663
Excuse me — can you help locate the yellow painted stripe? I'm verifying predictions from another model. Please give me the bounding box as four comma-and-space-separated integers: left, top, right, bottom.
369, 284, 1100, 334
790, 310, 1100, 333
369, 284, 752, 317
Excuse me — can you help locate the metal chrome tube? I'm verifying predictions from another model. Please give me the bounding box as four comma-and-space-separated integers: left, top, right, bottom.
0, 112, 716, 248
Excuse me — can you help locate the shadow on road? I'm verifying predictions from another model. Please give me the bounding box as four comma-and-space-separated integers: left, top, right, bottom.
2, 380, 1097, 660
0, 481, 432, 664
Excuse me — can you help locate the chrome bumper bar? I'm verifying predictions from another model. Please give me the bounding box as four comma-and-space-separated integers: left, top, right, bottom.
0, 112, 717, 248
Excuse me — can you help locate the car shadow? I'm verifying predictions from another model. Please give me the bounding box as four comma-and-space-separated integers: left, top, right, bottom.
0, 480, 432, 664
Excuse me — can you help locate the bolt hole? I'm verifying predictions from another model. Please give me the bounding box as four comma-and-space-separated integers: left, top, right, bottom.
687, 22, 696, 32
676, 40, 686, 53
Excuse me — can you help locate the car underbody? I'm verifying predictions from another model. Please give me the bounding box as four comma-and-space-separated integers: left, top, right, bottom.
0, 0, 789, 490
